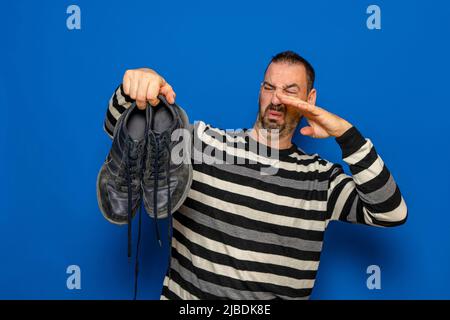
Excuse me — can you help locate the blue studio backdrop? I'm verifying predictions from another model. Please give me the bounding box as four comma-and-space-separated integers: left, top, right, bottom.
1, 0, 449, 299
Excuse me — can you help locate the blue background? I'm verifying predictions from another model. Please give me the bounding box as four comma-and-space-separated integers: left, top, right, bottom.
1, 0, 449, 299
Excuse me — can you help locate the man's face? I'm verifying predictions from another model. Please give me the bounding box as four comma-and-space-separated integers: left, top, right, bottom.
257, 62, 313, 137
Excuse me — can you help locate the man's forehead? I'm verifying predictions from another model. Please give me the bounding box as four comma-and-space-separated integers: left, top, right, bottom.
264, 62, 307, 86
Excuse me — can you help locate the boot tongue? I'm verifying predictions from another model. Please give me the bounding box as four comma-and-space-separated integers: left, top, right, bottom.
154, 132, 171, 162
128, 140, 142, 160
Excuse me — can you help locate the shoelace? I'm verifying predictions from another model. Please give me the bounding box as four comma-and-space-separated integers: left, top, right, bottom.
152, 136, 162, 246
132, 129, 174, 299
149, 133, 172, 247
132, 120, 177, 299
149, 133, 174, 280
133, 201, 143, 300
126, 129, 149, 300
125, 140, 145, 258
162, 135, 173, 278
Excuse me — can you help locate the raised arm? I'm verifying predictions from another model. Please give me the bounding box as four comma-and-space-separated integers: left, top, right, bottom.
276, 92, 407, 227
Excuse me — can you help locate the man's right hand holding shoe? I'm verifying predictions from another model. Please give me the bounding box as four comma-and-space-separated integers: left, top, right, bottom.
122, 68, 177, 109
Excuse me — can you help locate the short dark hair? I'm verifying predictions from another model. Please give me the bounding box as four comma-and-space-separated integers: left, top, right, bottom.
265, 50, 315, 93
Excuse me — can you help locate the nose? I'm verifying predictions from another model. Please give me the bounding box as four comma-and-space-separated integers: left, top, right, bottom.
271, 90, 282, 106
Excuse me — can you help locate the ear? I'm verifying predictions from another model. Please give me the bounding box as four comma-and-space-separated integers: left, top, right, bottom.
307, 88, 317, 105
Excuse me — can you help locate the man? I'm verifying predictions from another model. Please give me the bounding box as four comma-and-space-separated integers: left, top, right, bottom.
104, 51, 407, 300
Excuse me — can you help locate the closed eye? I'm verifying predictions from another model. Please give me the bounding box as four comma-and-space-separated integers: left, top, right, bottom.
284, 89, 298, 95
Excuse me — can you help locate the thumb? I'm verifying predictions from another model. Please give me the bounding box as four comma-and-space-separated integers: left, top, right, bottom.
300, 126, 315, 137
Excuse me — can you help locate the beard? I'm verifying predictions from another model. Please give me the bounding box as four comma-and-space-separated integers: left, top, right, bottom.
256, 99, 302, 138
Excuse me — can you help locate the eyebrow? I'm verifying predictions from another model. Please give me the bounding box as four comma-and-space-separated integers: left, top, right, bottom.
263, 81, 300, 90
262, 81, 275, 88
284, 83, 300, 90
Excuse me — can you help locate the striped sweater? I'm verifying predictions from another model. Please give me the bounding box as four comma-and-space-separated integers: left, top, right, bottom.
104, 85, 408, 300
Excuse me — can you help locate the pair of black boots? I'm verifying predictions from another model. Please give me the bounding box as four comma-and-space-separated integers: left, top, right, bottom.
96, 95, 192, 297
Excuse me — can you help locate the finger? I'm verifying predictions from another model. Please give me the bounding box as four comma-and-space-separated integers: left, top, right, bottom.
134, 78, 149, 109
158, 77, 176, 104
160, 83, 176, 104
136, 78, 150, 103
300, 126, 315, 137
136, 100, 147, 110
123, 74, 131, 96
146, 80, 161, 106
160, 76, 167, 87
148, 98, 160, 107
276, 93, 317, 115
129, 77, 138, 100
275, 92, 307, 104
285, 96, 312, 112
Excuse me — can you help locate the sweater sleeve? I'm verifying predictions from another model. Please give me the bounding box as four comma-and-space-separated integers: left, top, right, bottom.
103, 84, 135, 139
327, 126, 408, 227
